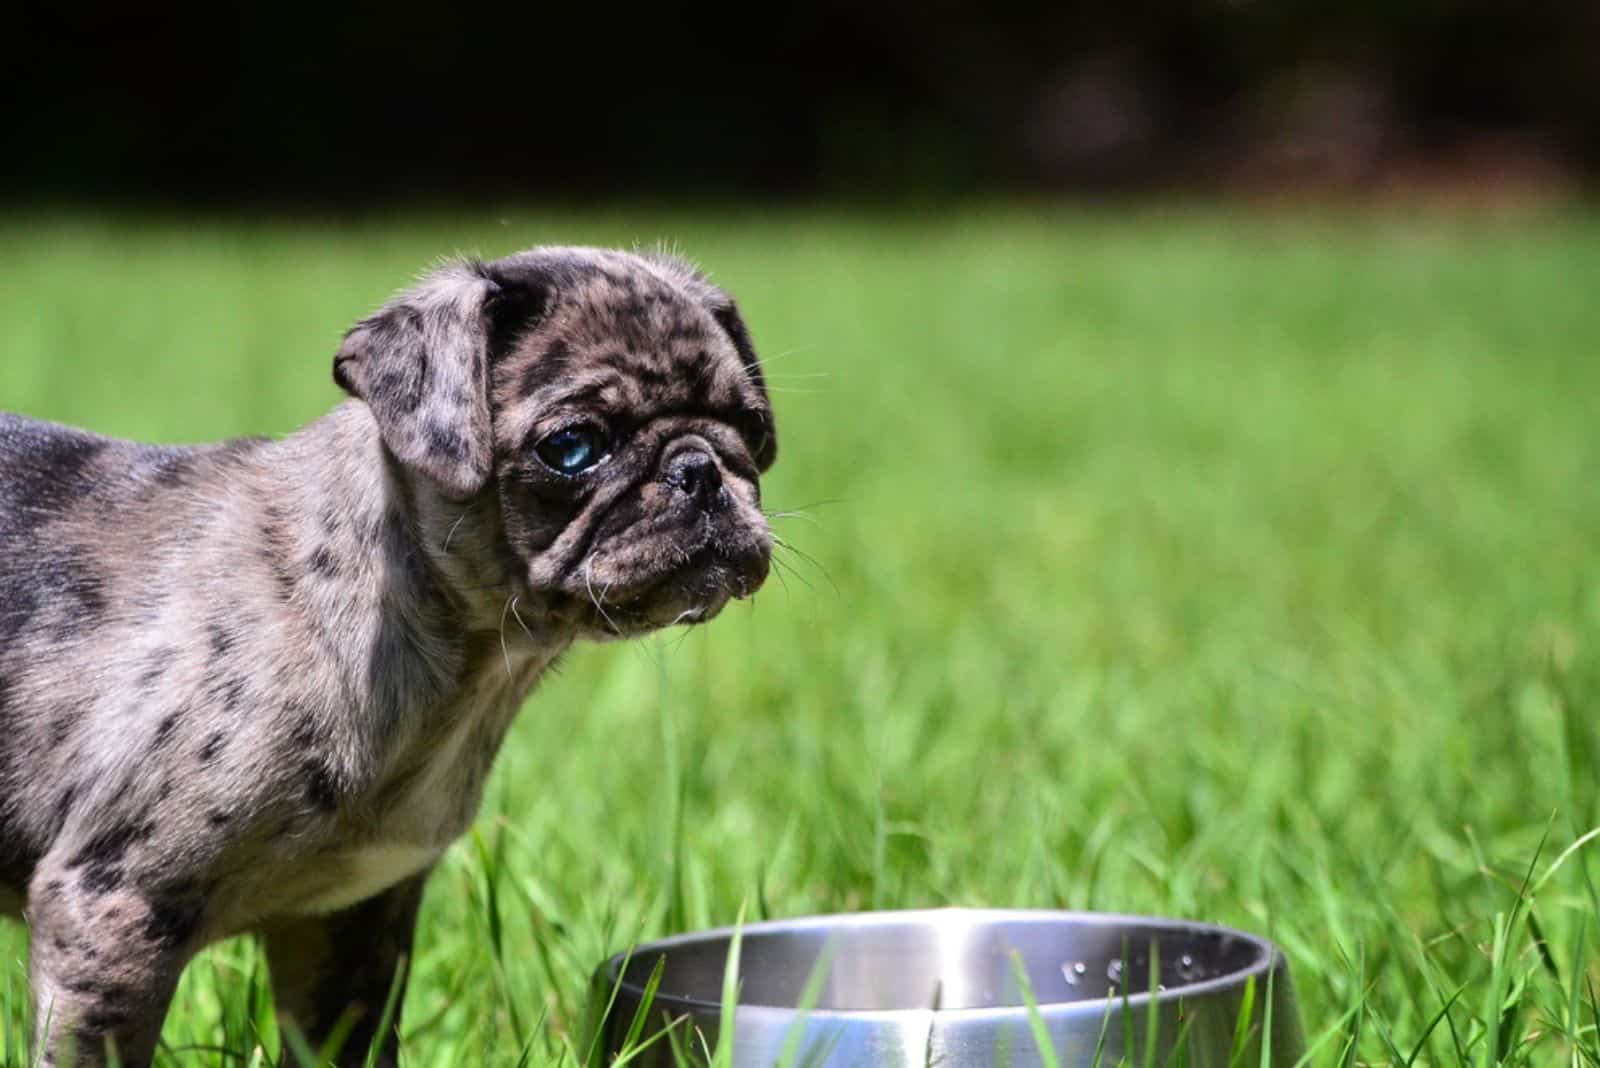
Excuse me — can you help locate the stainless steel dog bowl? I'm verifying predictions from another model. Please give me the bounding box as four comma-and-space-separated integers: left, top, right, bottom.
590, 909, 1303, 1066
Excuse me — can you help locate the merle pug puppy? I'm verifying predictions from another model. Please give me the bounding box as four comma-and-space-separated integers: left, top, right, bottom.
0, 247, 776, 1066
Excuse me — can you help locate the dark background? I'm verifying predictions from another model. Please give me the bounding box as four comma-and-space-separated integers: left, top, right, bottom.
7, 1, 1598, 205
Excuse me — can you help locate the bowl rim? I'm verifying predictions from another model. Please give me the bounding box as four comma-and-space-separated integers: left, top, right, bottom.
595, 907, 1287, 1022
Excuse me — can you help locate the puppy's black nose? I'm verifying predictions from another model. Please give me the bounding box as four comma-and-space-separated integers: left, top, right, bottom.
665, 449, 723, 510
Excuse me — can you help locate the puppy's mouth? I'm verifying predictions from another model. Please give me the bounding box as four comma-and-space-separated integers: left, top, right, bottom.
556, 532, 771, 641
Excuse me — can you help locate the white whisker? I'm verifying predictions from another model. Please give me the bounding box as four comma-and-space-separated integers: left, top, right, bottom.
770, 554, 813, 592
763, 510, 823, 526
442, 514, 468, 553
772, 537, 838, 595
757, 344, 820, 367
498, 594, 515, 681
772, 564, 800, 601
510, 596, 537, 645
584, 557, 624, 636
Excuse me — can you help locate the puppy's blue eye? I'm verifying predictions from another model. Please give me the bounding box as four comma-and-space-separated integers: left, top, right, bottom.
535, 426, 607, 475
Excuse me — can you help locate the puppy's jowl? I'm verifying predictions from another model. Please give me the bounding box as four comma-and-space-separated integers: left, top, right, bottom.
0, 248, 776, 1066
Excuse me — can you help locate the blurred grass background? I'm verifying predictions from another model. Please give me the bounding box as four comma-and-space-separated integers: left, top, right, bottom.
2, 205, 1600, 1064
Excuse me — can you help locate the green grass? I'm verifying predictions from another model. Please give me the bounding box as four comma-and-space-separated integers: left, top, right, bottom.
3, 204, 1600, 1065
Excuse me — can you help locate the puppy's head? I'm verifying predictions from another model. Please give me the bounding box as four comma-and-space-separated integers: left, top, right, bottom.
333, 247, 776, 639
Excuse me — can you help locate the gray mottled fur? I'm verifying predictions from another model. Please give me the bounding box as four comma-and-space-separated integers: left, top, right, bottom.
0, 247, 776, 1066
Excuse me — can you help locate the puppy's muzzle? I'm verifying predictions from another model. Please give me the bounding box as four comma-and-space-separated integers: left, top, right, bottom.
663, 447, 726, 513
657, 442, 770, 600
557, 438, 771, 635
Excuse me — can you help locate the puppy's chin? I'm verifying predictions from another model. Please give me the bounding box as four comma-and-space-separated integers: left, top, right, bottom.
558, 533, 770, 642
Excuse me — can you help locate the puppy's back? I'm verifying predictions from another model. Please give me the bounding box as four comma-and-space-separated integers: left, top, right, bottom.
0, 413, 124, 644
0, 413, 135, 896
0, 414, 255, 894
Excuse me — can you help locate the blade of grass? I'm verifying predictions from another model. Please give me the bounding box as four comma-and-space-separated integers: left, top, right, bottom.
361, 954, 409, 1068
280, 1019, 320, 1068
1567, 917, 1588, 1068
1530, 826, 1600, 899
1009, 949, 1062, 1068
1160, 999, 1195, 1068
581, 944, 637, 1068
710, 904, 746, 1068
775, 938, 839, 1068
1144, 941, 1161, 1068
1403, 983, 1468, 1068
1294, 986, 1380, 1068
472, 830, 505, 964
1339, 943, 1366, 1068
1227, 975, 1257, 1068
1090, 982, 1117, 1068
1120, 940, 1135, 1068
315, 1005, 364, 1067
32, 999, 54, 1068
1259, 961, 1275, 1068
1483, 912, 1510, 1068
611, 1013, 693, 1068
620, 954, 667, 1056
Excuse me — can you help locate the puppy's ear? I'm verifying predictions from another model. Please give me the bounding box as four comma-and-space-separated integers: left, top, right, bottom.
709, 301, 778, 472
334, 262, 501, 499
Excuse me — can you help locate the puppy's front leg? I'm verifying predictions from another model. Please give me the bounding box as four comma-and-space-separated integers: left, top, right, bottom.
261, 872, 429, 1068
27, 859, 205, 1067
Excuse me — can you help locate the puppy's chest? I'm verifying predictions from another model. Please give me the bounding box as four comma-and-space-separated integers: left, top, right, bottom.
376, 690, 518, 841
288, 662, 536, 914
